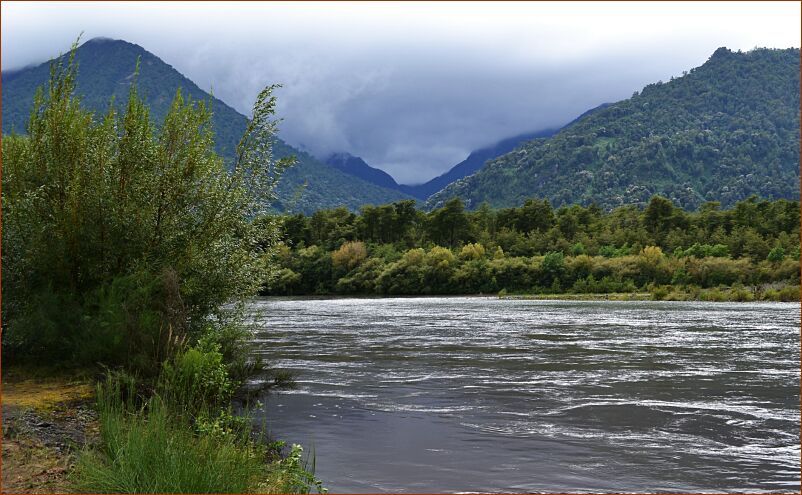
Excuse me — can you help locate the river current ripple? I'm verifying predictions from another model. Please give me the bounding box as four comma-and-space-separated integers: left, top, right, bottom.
248, 297, 800, 493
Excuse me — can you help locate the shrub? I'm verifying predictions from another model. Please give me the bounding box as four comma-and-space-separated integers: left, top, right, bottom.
571, 242, 587, 255
767, 245, 786, 262
490, 257, 537, 292
2, 45, 289, 369
540, 251, 565, 285
158, 341, 234, 418
567, 254, 595, 282
451, 259, 496, 293
376, 249, 426, 295
649, 284, 670, 301
330, 258, 382, 294
459, 242, 486, 260
73, 380, 268, 494
686, 257, 752, 287
331, 241, 367, 271
671, 267, 691, 286
266, 268, 303, 295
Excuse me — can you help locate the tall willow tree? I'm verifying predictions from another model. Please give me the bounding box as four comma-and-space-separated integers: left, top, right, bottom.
2, 44, 293, 370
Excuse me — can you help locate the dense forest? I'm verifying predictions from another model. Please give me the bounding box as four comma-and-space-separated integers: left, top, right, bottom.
429, 48, 801, 211
266, 196, 800, 300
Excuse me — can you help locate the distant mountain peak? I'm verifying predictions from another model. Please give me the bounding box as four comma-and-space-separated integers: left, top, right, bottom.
85, 36, 118, 44
325, 152, 400, 190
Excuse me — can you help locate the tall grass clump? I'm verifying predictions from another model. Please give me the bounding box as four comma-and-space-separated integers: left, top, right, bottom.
74, 352, 326, 494
73, 374, 268, 493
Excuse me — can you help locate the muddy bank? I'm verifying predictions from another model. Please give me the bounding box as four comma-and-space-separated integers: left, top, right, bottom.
2, 374, 97, 493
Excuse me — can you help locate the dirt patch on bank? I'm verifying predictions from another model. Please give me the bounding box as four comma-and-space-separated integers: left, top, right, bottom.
2, 374, 98, 493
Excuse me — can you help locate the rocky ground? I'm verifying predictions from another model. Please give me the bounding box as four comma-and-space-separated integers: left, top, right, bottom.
2, 374, 97, 493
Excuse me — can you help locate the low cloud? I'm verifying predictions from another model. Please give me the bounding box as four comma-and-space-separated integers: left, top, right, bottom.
3, 2, 799, 184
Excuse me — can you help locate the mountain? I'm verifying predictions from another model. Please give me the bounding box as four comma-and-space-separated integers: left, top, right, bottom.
326, 129, 562, 200
2, 38, 412, 214
399, 129, 559, 199
325, 106, 619, 200
427, 47, 801, 211
325, 152, 400, 190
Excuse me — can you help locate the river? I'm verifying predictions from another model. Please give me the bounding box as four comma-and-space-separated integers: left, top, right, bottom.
248, 297, 800, 493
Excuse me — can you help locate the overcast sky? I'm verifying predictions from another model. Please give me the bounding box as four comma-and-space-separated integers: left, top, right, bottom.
3, 1, 800, 184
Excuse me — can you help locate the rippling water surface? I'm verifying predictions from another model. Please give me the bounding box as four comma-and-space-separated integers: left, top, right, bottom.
249, 297, 800, 493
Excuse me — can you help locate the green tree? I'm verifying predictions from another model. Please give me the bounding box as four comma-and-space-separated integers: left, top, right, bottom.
644, 195, 676, 235
2, 44, 292, 369
540, 251, 566, 286
427, 198, 471, 248
767, 245, 786, 262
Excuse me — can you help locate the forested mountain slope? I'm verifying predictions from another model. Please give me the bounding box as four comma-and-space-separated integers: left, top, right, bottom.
427, 47, 801, 210
2, 38, 412, 213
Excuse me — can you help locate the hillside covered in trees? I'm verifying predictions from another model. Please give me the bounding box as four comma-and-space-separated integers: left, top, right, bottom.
266, 196, 800, 300
428, 48, 801, 211
2, 37, 412, 213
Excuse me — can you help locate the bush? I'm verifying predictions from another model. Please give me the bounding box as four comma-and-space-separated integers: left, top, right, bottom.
490, 257, 538, 292
459, 242, 486, 260
451, 259, 496, 293
2, 46, 289, 370
571, 275, 636, 294
331, 241, 367, 271
376, 249, 427, 295
540, 251, 565, 285
686, 257, 752, 287
675, 243, 730, 258
649, 284, 670, 301
334, 258, 386, 294
73, 380, 268, 494
158, 341, 234, 419
767, 245, 786, 262
763, 285, 801, 302
671, 267, 691, 286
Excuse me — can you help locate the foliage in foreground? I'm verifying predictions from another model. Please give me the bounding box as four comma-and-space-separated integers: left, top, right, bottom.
1, 41, 290, 373
4, 41, 321, 494
73, 348, 325, 494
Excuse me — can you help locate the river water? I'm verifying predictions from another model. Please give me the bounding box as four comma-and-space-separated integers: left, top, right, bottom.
248, 297, 800, 493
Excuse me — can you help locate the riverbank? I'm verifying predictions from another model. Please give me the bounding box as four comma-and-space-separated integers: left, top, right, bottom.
500, 283, 800, 302
1, 367, 323, 494
1, 370, 97, 493
501, 292, 652, 301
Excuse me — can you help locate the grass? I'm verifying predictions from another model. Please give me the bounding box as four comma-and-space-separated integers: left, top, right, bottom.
2, 379, 94, 412
70, 371, 325, 494
73, 399, 268, 493
499, 284, 800, 302
71, 373, 269, 493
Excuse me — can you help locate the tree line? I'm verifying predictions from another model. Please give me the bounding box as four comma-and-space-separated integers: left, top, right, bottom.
266, 196, 800, 300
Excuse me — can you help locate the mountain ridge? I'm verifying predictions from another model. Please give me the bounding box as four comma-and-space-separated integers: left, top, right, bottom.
427, 47, 801, 210
324, 104, 616, 200
325, 152, 400, 190
2, 38, 413, 214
